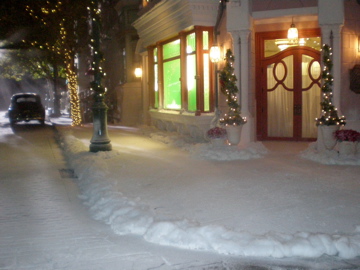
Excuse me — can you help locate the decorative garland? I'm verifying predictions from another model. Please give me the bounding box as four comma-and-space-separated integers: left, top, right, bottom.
219, 49, 246, 126
315, 44, 346, 126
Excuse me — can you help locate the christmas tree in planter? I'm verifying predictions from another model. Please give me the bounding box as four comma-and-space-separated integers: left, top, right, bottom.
315, 44, 346, 150
315, 44, 346, 127
219, 49, 246, 145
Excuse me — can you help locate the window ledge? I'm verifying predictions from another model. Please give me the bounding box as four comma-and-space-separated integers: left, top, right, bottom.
149, 109, 215, 139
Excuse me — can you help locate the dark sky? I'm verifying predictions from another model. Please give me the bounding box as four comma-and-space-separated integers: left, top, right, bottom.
0, 0, 35, 43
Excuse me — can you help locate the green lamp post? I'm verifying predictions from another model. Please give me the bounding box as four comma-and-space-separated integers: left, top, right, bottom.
89, 0, 112, 152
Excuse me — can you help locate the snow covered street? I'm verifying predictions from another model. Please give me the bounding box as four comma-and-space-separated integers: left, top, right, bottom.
1, 111, 360, 269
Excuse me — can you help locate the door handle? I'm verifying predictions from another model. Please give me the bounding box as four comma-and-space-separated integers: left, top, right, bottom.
294, 104, 302, 115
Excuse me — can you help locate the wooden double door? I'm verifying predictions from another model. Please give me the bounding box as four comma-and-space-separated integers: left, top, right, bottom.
257, 44, 321, 141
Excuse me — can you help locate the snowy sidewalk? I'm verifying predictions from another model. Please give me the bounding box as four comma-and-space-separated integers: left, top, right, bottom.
0, 114, 260, 270
0, 122, 156, 269
52, 115, 360, 267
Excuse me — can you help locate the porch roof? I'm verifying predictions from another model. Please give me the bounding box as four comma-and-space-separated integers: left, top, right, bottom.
133, 0, 218, 51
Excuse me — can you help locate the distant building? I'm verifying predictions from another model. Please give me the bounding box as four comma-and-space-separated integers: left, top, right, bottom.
128, 0, 360, 146
86, 0, 360, 146
77, 0, 142, 124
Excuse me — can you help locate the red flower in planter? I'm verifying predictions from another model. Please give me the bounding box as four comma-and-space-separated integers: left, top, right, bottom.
334, 129, 360, 142
207, 127, 227, 139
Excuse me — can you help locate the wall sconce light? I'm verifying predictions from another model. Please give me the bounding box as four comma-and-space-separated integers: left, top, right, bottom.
358, 35, 360, 52
275, 18, 300, 51
287, 18, 299, 45
210, 45, 221, 63
134, 67, 142, 78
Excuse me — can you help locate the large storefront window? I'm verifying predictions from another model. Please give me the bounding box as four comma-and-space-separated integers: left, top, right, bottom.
163, 40, 181, 109
149, 27, 214, 113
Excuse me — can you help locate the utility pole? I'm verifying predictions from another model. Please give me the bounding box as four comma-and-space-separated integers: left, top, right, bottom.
89, 0, 112, 152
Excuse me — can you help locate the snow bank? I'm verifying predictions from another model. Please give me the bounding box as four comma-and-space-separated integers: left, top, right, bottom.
57, 130, 360, 259
188, 142, 268, 161
300, 143, 360, 166
140, 126, 268, 161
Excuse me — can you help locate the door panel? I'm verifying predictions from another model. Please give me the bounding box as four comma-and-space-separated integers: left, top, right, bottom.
261, 47, 320, 140
301, 55, 321, 138
266, 55, 294, 137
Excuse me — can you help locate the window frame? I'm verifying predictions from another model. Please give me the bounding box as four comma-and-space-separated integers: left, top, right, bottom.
148, 26, 215, 114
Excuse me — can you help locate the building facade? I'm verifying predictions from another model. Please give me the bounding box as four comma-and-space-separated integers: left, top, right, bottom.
130, 0, 360, 145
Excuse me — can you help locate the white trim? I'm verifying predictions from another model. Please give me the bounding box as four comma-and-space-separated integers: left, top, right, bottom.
253, 7, 318, 25
133, 0, 218, 49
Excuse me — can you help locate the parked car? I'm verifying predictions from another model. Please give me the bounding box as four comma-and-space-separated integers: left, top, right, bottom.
8, 93, 45, 125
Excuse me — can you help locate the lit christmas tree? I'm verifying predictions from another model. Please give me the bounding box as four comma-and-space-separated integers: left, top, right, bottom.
25, 1, 84, 126
219, 49, 246, 126
315, 44, 346, 126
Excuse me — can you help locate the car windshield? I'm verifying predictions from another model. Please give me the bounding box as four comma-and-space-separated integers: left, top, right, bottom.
15, 97, 38, 103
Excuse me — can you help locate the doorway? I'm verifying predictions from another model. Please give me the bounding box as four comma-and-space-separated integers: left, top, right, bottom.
256, 30, 321, 141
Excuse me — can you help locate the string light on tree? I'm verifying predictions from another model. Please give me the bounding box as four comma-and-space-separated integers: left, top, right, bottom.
25, 1, 82, 126
315, 44, 346, 126
219, 49, 246, 126
88, 0, 111, 152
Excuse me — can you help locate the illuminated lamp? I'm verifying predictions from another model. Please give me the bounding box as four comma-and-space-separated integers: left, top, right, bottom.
287, 19, 299, 45
210, 45, 221, 63
134, 67, 142, 78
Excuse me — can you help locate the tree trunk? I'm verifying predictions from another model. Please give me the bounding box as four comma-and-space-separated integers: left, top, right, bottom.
52, 62, 61, 116
65, 54, 82, 126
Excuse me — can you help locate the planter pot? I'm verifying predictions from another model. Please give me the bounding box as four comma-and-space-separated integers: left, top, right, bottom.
338, 141, 357, 157
319, 125, 339, 150
210, 138, 226, 147
225, 125, 243, 145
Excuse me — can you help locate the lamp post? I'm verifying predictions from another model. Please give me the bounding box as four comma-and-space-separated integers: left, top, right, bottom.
89, 0, 112, 152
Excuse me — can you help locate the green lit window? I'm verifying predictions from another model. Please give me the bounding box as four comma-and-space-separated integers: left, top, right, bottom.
163, 59, 181, 109
187, 33, 197, 111
149, 27, 213, 113
163, 40, 181, 109
163, 39, 180, 60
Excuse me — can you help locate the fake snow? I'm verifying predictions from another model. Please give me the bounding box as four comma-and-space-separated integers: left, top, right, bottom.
57, 127, 360, 260
300, 142, 360, 166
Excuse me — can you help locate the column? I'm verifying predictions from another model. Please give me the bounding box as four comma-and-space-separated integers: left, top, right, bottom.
229, 29, 253, 145
318, 0, 344, 114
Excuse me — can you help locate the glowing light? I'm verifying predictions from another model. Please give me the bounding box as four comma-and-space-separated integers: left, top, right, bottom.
287, 20, 298, 45
210, 45, 221, 63
134, 67, 142, 78
25, 0, 82, 126
315, 44, 346, 127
